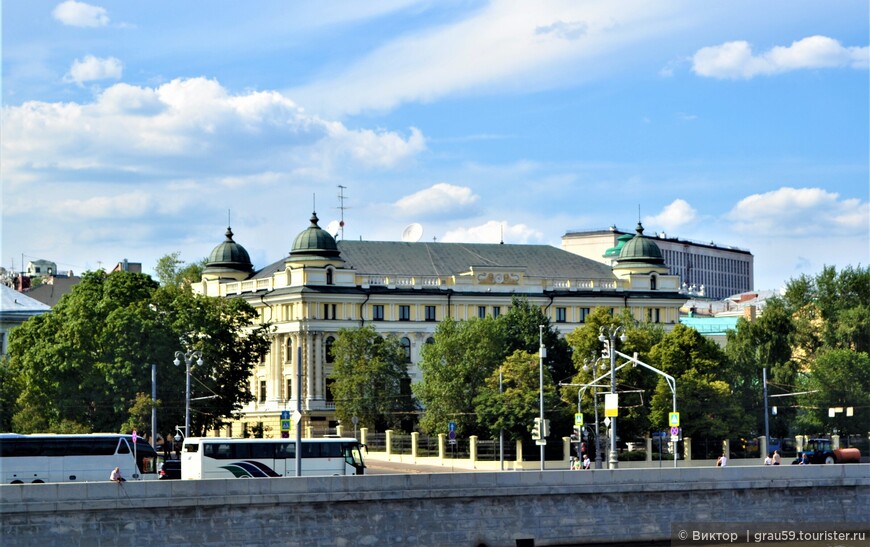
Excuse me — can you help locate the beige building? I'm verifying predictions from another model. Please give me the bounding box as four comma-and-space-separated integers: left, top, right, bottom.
562, 225, 754, 300
196, 215, 686, 437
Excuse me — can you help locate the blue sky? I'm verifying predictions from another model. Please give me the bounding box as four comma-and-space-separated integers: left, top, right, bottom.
2, 1, 868, 291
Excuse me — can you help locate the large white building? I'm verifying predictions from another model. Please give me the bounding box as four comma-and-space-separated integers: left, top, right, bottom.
562, 225, 754, 300
196, 215, 687, 436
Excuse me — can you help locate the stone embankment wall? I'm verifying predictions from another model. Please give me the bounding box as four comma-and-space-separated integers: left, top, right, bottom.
1, 465, 867, 546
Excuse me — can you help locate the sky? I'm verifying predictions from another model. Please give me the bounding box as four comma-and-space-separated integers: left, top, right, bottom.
2, 1, 868, 292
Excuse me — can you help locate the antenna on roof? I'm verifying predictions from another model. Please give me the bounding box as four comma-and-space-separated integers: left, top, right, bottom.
500, 223, 504, 245
402, 223, 424, 242
337, 185, 349, 241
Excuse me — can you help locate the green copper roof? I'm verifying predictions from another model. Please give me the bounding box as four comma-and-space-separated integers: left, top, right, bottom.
204, 226, 253, 274
291, 212, 340, 258
604, 233, 635, 258
613, 222, 666, 270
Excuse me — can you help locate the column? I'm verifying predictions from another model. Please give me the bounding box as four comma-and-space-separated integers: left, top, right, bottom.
386, 430, 393, 456
645, 434, 652, 462
470, 435, 478, 466
314, 333, 323, 400
269, 335, 281, 402
411, 432, 419, 460
305, 331, 313, 409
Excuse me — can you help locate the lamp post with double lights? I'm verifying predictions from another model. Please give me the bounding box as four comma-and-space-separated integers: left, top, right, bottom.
173, 350, 203, 438
599, 325, 626, 469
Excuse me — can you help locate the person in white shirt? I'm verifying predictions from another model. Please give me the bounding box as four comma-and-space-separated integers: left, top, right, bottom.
716, 453, 727, 467
764, 453, 773, 465
110, 467, 125, 482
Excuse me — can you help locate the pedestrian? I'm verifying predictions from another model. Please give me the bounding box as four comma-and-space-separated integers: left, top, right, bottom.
772, 450, 781, 465
764, 453, 772, 465
582, 454, 591, 470
716, 453, 727, 467
110, 467, 125, 483
800, 452, 810, 465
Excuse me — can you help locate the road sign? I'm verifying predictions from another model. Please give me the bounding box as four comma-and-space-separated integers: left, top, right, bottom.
132, 430, 137, 444
536, 440, 547, 446
574, 413, 584, 426
448, 421, 456, 432
669, 412, 680, 427
604, 393, 618, 417
291, 410, 302, 425
670, 426, 679, 436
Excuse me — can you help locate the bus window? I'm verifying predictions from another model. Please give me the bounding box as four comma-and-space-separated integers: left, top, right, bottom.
275, 443, 295, 459
321, 442, 342, 458
251, 443, 274, 460
301, 443, 320, 459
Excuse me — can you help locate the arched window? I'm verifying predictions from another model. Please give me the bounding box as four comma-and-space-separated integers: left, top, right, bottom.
650, 275, 657, 291
400, 337, 411, 363
325, 336, 335, 363
326, 268, 334, 285
285, 338, 293, 363
425, 337, 435, 345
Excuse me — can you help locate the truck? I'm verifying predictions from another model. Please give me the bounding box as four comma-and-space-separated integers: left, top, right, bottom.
793, 438, 861, 464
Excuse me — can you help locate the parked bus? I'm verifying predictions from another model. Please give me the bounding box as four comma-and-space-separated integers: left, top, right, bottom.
180, 437, 366, 479
0, 433, 159, 484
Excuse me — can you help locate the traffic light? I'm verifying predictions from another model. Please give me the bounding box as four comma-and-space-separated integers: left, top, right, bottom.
531, 417, 541, 440
542, 419, 550, 438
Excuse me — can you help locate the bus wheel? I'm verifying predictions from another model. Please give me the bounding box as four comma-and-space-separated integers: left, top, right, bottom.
32, 480, 44, 483
11, 480, 23, 484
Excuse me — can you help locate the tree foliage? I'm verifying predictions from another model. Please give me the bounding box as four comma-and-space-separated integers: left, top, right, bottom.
4, 268, 270, 437
328, 326, 414, 432
796, 349, 870, 436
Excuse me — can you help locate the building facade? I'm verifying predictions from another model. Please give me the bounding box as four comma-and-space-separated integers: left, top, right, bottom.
195, 215, 687, 437
561, 226, 754, 300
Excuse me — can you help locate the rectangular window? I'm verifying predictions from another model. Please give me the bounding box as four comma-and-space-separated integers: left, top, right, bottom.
493, 306, 501, 318
425, 305, 436, 321
478, 306, 486, 319
399, 305, 411, 321
285, 378, 292, 401
259, 380, 267, 403
556, 307, 567, 323
579, 308, 591, 323
373, 304, 384, 321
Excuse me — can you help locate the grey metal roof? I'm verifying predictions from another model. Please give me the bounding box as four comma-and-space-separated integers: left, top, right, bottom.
252, 240, 616, 280
0, 284, 51, 319
337, 240, 615, 279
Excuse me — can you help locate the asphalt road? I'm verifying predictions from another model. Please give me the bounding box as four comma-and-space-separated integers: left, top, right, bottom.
364, 459, 482, 475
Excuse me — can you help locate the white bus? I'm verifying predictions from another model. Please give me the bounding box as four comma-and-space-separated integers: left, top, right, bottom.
0, 433, 159, 484
180, 437, 366, 479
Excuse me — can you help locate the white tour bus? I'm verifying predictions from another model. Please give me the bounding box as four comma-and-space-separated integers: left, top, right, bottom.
180, 437, 366, 479
0, 433, 159, 484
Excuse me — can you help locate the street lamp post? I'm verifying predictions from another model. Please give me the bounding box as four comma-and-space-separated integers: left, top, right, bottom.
582, 356, 606, 469
173, 350, 203, 438
599, 325, 626, 469
538, 325, 546, 471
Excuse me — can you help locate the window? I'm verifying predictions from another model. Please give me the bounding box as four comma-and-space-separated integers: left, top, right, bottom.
259, 380, 267, 403
325, 378, 335, 403
400, 337, 411, 363
493, 306, 501, 318
323, 303, 337, 319
425, 305, 436, 321
425, 337, 435, 345
579, 308, 591, 323
325, 336, 335, 363
650, 275, 657, 290
285, 378, 292, 401
373, 305, 384, 321
556, 307, 567, 323
478, 306, 486, 319
285, 338, 293, 362
399, 305, 411, 321
326, 268, 334, 285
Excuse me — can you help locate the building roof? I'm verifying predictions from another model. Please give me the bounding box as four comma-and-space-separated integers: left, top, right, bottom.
18, 277, 81, 307
0, 284, 51, 320
204, 226, 253, 275
290, 212, 341, 259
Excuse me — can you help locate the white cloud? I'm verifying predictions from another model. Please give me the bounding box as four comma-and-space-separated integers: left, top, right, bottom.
442, 220, 543, 244
289, 1, 686, 116
692, 35, 869, 79
52, 191, 154, 218
726, 187, 869, 236
1, 77, 426, 186
52, 1, 109, 27
64, 55, 123, 86
394, 183, 479, 218
644, 199, 697, 232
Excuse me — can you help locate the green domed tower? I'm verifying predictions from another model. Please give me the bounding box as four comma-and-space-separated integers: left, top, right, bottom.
290, 212, 341, 260
202, 226, 254, 281
612, 222, 669, 277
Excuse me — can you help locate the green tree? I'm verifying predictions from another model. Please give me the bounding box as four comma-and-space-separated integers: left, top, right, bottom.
796, 349, 870, 436
5, 270, 270, 437
413, 317, 507, 437
154, 252, 206, 287
502, 296, 574, 385
474, 350, 565, 441
648, 324, 748, 439
329, 326, 413, 432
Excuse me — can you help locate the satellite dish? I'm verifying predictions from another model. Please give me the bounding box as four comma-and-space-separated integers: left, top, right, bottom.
402, 223, 423, 242
326, 220, 341, 237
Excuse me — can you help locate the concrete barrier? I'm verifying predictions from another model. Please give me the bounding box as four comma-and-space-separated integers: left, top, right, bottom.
1, 464, 868, 546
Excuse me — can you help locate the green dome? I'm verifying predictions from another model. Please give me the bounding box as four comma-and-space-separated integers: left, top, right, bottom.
615, 222, 665, 268
204, 226, 253, 274
291, 212, 340, 258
